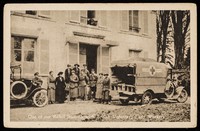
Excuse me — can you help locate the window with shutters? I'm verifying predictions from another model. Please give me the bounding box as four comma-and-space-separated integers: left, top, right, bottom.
121, 10, 141, 32
11, 36, 37, 74
12, 10, 51, 19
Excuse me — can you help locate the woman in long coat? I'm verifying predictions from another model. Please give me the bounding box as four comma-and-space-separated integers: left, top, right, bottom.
102, 73, 110, 104
79, 69, 89, 100
55, 72, 66, 103
95, 73, 104, 103
69, 70, 79, 101
47, 71, 56, 104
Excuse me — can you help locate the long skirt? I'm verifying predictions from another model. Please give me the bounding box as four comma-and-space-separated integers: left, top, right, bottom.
56, 87, 65, 103
48, 83, 56, 103
47, 88, 55, 103
78, 86, 86, 99
69, 87, 78, 98
96, 84, 103, 99
102, 90, 110, 101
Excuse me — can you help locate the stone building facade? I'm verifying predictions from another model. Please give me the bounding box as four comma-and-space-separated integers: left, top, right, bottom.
10, 10, 156, 84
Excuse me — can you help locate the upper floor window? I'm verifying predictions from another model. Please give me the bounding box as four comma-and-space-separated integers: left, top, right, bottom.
12, 10, 51, 19
11, 36, 36, 63
121, 10, 140, 32
70, 10, 107, 27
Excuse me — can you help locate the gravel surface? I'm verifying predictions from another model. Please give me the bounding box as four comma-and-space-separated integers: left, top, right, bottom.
10, 98, 190, 122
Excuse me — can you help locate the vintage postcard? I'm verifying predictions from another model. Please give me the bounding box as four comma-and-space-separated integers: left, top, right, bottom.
4, 3, 197, 128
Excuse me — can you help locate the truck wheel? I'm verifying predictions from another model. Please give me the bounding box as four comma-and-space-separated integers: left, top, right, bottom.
142, 91, 153, 104
119, 99, 129, 105
33, 90, 48, 107
177, 89, 188, 103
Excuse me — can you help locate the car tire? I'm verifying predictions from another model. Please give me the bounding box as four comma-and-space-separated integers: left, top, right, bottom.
141, 91, 153, 105
177, 89, 188, 103
33, 90, 48, 107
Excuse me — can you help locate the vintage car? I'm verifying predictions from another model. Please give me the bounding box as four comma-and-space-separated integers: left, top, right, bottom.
110, 57, 188, 105
10, 64, 48, 107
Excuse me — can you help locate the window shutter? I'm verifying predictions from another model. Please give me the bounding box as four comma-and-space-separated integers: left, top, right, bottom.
121, 11, 129, 30
102, 47, 110, 74
38, 11, 51, 18
70, 11, 80, 22
80, 11, 87, 24
40, 39, 49, 74
143, 11, 148, 34
133, 11, 139, 28
99, 11, 107, 27
69, 43, 78, 65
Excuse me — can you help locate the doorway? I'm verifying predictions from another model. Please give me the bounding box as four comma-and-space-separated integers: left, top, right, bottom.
79, 43, 98, 73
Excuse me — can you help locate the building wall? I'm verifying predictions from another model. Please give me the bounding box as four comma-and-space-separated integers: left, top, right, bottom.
11, 10, 156, 78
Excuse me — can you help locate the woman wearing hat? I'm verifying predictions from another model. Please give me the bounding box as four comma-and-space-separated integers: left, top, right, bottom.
95, 73, 104, 103
55, 72, 66, 103
69, 70, 79, 101
47, 71, 56, 104
73, 64, 80, 76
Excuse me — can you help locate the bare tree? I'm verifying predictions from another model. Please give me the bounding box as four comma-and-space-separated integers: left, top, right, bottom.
171, 10, 190, 69
156, 11, 171, 63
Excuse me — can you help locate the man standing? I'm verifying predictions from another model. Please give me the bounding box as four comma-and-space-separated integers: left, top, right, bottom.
102, 73, 110, 104
89, 69, 98, 100
82, 64, 90, 79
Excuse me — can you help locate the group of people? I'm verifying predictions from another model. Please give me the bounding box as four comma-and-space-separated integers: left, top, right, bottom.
32, 64, 111, 105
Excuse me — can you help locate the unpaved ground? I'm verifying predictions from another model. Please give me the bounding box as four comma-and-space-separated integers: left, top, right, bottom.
10, 98, 190, 122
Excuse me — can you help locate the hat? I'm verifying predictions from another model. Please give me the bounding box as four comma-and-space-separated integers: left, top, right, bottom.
83, 64, 87, 66
58, 72, 63, 75
91, 68, 95, 71
99, 73, 103, 75
34, 72, 39, 76
67, 64, 71, 67
71, 70, 75, 73
74, 64, 79, 67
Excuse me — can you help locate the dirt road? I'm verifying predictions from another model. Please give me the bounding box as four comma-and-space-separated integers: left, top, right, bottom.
10, 98, 190, 122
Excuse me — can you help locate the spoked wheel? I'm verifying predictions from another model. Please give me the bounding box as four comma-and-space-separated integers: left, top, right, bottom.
177, 89, 188, 103
33, 90, 48, 107
141, 91, 153, 105
119, 99, 129, 105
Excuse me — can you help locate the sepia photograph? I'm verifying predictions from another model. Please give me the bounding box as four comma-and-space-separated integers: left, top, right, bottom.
3, 3, 197, 128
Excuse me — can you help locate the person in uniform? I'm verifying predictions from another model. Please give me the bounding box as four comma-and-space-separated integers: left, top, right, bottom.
55, 72, 66, 103
95, 73, 104, 103
102, 73, 110, 104
89, 69, 98, 100
69, 70, 79, 101
31, 72, 43, 90
65, 64, 72, 101
47, 71, 56, 104
82, 64, 90, 79
78, 69, 89, 100
73, 64, 80, 77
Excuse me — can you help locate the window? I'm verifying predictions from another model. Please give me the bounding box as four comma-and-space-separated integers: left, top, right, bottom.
129, 50, 141, 58
129, 11, 140, 32
70, 10, 99, 26
25, 10, 37, 15
121, 11, 140, 32
11, 36, 36, 63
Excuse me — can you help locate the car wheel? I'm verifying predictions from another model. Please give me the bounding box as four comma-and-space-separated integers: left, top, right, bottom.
142, 91, 153, 105
177, 89, 188, 103
119, 99, 129, 105
33, 90, 48, 107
